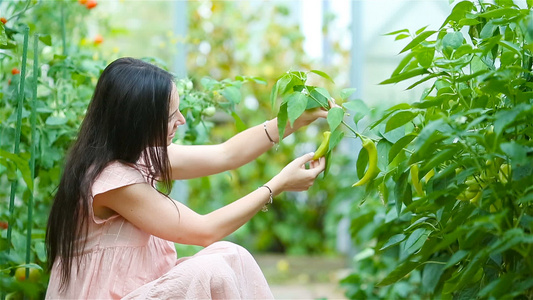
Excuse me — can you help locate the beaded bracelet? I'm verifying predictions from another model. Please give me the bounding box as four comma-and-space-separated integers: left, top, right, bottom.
259, 185, 273, 212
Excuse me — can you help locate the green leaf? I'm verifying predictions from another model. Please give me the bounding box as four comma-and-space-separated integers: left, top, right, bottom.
385, 28, 410, 36
458, 17, 481, 26
409, 119, 452, 163
478, 273, 522, 298
389, 133, 416, 164
340, 88, 357, 101
454, 250, 490, 291
454, 44, 475, 58
500, 142, 528, 166
391, 52, 415, 77
400, 31, 437, 54
277, 103, 288, 143
370, 103, 412, 130
381, 126, 405, 144
419, 147, 457, 174
380, 68, 429, 85
441, 1, 475, 28
455, 70, 489, 82
329, 129, 344, 152
391, 52, 416, 76
308, 87, 329, 109
270, 80, 279, 109
395, 33, 410, 41
200, 77, 218, 90
402, 228, 431, 256
277, 73, 293, 95
416, 26, 429, 35
312, 87, 331, 103
310, 70, 334, 83
0, 23, 7, 46
0, 40, 18, 49
0, 150, 32, 192
444, 250, 469, 269
34, 241, 47, 262
385, 110, 418, 133
377, 139, 392, 172
404, 217, 432, 232
230, 112, 246, 132
38, 34, 52, 46
488, 228, 533, 254
477, 7, 520, 19
356, 144, 369, 179
422, 260, 446, 294
494, 106, 523, 135
394, 170, 412, 215
377, 261, 421, 286
236, 75, 267, 85
45, 116, 68, 126
498, 40, 522, 58
286, 92, 308, 127
220, 86, 241, 104
480, 21, 497, 40
406, 73, 441, 90
343, 99, 369, 124
442, 31, 464, 49
380, 234, 406, 251
327, 107, 344, 132
414, 46, 435, 69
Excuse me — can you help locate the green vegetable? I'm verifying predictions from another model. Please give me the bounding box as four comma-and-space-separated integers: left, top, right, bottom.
313, 131, 331, 160
352, 137, 378, 187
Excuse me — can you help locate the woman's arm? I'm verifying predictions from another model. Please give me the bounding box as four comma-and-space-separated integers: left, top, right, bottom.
93, 153, 325, 247
169, 108, 328, 180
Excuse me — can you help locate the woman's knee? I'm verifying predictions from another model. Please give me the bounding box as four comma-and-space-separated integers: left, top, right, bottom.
207, 241, 253, 258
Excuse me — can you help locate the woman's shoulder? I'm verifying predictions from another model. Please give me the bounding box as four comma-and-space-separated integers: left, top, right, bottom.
92, 161, 149, 197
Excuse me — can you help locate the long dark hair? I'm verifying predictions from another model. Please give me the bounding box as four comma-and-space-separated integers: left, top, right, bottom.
46, 57, 175, 289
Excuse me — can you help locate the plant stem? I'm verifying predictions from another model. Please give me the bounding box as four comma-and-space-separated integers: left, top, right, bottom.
342, 120, 362, 139
25, 33, 39, 277
6, 26, 29, 256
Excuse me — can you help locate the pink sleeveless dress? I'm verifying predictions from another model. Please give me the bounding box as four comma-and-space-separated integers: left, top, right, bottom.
45, 161, 274, 299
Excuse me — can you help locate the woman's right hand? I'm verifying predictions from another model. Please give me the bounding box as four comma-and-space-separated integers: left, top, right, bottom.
266, 152, 326, 196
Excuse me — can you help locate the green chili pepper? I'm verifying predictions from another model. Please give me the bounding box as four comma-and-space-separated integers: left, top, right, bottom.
313, 131, 331, 160
352, 137, 378, 187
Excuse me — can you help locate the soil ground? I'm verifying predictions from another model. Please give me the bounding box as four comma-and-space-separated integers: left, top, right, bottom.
255, 254, 349, 300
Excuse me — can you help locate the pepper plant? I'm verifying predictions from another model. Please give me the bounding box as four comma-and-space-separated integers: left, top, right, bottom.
334, 1, 532, 298
269, 0, 532, 298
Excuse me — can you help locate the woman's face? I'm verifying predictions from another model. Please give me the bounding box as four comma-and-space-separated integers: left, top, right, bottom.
167, 84, 186, 145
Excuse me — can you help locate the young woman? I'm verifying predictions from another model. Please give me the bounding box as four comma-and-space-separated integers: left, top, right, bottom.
45, 57, 329, 299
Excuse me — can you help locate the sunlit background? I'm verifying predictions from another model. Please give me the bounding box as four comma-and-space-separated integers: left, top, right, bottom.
89, 0, 451, 106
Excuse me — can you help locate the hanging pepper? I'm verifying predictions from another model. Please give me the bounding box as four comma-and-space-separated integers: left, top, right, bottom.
313, 131, 331, 160
352, 137, 378, 187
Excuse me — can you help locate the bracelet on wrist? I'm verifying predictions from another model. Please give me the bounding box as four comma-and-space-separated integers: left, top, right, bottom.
259, 185, 273, 212
263, 121, 276, 145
